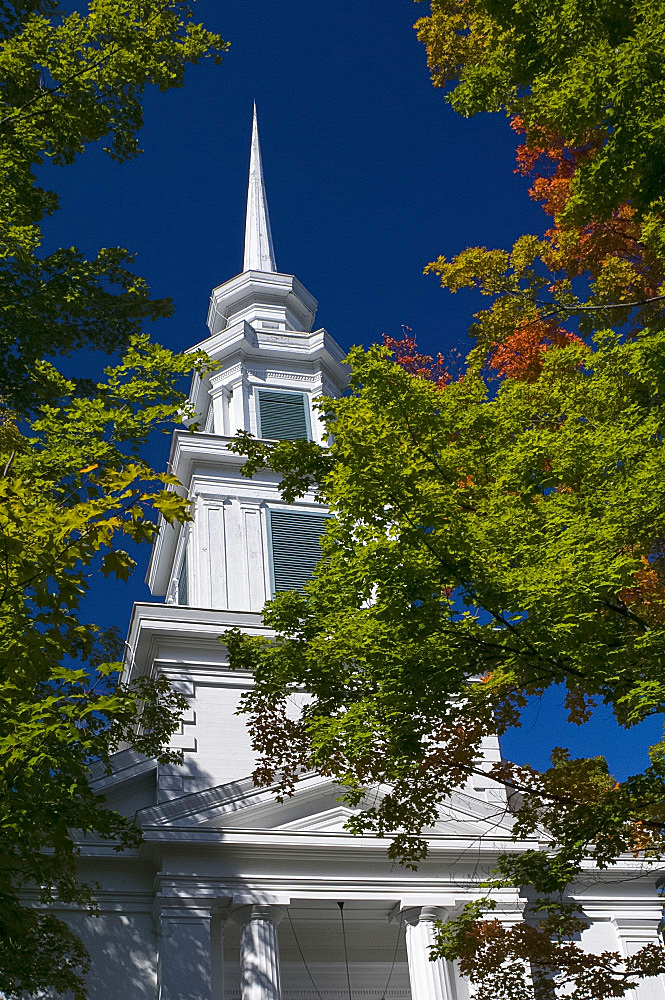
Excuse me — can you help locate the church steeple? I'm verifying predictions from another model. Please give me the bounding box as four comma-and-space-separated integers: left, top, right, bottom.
243, 102, 277, 273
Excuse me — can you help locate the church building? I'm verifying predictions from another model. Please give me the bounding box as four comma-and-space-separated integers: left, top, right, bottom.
68, 108, 665, 1000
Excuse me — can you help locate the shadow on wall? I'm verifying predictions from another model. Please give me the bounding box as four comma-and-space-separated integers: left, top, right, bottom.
65, 751, 417, 1000
63, 910, 160, 1000
60, 752, 223, 999
157, 752, 221, 804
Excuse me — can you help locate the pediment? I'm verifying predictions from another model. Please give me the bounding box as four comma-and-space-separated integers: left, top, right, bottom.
135, 772, 516, 840
207, 781, 359, 832
430, 794, 515, 837
276, 804, 358, 832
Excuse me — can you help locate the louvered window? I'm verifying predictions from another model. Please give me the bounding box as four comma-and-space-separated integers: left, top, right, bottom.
268, 508, 328, 594
257, 389, 310, 441
176, 550, 188, 605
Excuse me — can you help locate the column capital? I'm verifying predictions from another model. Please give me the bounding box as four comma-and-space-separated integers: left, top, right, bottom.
153, 897, 217, 927
233, 903, 287, 927
611, 914, 664, 944
152, 888, 232, 928
401, 904, 454, 926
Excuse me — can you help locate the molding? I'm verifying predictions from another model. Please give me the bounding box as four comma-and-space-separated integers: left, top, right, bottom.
138, 828, 527, 854
248, 370, 320, 383
205, 271, 319, 336
122, 602, 271, 684
89, 748, 157, 792
226, 992, 408, 996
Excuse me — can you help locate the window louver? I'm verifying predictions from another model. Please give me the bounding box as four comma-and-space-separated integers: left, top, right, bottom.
176, 550, 188, 605
268, 509, 328, 594
257, 390, 310, 440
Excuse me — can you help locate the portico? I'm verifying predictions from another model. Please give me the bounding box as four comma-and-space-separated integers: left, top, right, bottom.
153, 895, 479, 1000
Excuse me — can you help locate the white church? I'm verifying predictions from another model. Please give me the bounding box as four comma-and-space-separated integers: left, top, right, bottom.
66, 109, 665, 1000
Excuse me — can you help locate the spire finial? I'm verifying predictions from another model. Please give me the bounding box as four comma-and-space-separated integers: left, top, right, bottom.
243, 102, 277, 273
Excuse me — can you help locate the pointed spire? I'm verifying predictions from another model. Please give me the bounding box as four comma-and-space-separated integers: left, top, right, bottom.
243, 102, 277, 273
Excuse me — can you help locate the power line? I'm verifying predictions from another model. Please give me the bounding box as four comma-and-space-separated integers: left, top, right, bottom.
381, 911, 403, 1000
287, 909, 325, 1000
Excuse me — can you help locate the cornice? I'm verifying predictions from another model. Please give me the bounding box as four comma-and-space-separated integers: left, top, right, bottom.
122, 602, 270, 684
189, 322, 348, 390
206, 271, 319, 335
136, 828, 525, 860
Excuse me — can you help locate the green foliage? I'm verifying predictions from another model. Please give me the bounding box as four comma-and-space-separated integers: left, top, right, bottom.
0, 0, 225, 253
0, 337, 214, 998
0, 3, 225, 994
0, 245, 173, 415
415, 0, 665, 226
227, 337, 665, 854
0, 0, 227, 413
224, 4, 665, 999
225, 332, 665, 994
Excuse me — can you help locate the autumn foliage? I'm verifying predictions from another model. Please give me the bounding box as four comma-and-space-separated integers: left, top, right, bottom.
391, 116, 663, 386
225, 3, 665, 997
382, 326, 451, 387
441, 908, 665, 1000
371, 89, 665, 997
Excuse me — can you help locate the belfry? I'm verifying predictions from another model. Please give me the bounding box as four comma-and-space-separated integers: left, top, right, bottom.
68, 109, 665, 1000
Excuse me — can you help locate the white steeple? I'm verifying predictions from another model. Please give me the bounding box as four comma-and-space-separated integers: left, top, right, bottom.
207, 106, 318, 336
243, 102, 277, 273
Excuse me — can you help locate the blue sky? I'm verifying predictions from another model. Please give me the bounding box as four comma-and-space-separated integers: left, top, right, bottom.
40, 0, 660, 779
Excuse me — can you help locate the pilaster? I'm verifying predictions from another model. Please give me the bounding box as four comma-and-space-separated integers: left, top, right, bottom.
612, 914, 665, 1000
158, 902, 214, 1000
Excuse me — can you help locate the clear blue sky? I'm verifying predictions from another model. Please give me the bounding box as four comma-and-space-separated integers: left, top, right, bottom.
40, 0, 660, 780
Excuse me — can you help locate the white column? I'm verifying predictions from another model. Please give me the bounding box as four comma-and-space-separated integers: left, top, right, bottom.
227, 373, 250, 436
158, 905, 213, 1000
404, 906, 457, 1000
239, 904, 285, 1000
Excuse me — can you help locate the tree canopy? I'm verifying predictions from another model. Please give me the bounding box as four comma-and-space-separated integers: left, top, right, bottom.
0, 1, 224, 996
0, 0, 226, 415
224, 1, 665, 996
0, 338, 213, 1000
415, 0, 665, 227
